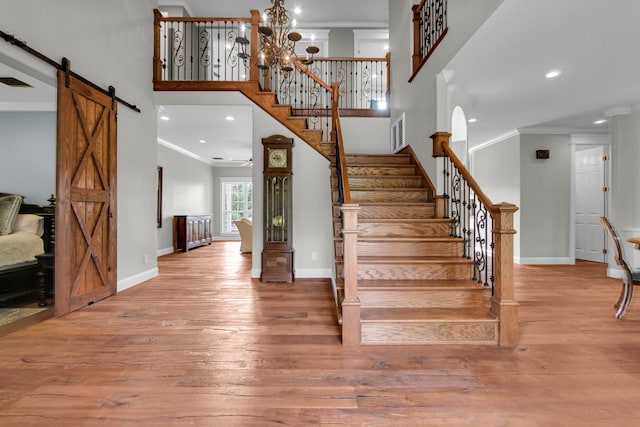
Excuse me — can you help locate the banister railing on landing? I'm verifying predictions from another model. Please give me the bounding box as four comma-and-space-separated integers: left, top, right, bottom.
410, 0, 448, 82
153, 10, 262, 83
431, 132, 519, 347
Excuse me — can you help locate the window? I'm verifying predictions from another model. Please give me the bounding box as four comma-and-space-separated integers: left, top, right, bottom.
221, 178, 253, 235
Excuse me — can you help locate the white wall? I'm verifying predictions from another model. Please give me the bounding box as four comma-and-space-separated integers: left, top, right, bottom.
519, 134, 572, 263
156, 144, 217, 254
470, 134, 521, 258
0, 112, 56, 205
388, 0, 502, 177
0, 0, 160, 291
609, 111, 640, 273
212, 166, 252, 239
341, 117, 390, 153
153, 91, 334, 279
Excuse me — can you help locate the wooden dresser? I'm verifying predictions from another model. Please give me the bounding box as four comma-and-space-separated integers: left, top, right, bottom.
173, 215, 212, 252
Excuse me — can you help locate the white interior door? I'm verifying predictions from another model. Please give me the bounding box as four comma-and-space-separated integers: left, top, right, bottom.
575, 146, 607, 262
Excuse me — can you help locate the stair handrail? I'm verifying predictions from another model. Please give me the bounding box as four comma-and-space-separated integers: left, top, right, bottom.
431, 132, 519, 346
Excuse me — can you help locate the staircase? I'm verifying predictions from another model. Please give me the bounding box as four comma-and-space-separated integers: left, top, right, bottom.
153, 9, 518, 347
333, 152, 499, 345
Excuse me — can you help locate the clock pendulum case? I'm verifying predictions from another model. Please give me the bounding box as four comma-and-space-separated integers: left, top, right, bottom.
261, 134, 294, 282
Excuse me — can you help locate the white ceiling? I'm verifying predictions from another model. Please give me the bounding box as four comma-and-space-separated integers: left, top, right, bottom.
157, 104, 254, 167
3, 1, 639, 162
166, 0, 389, 28
444, 0, 640, 147
0, 62, 55, 111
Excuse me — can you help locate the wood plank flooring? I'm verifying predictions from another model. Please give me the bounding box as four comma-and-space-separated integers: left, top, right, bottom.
1, 241, 640, 425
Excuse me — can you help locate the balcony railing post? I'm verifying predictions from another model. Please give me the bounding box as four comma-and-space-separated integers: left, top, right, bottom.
153, 9, 163, 82
340, 204, 360, 346
412, 3, 422, 73
385, 52, 391, 107
249, 10, 261, 83
490, 202, 519, 347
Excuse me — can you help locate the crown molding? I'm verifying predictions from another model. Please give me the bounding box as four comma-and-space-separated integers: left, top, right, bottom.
468, 129, 519, 153
157, 138, 215, 166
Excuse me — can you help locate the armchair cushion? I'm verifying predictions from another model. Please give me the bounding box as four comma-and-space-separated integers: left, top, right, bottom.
233, 218, 252, 253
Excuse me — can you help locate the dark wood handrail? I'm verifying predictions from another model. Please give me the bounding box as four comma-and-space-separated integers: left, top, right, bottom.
311, 57, 389, 63
333, 87, 351, 204
292, 58, 333, 93
156, 15, 253, 23
439, 139, 495, 212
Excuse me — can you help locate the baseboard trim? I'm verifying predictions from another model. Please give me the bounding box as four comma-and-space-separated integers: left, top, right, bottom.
157, 247, 174, 257
515, 257, 574, 265
118, 267, 158, 292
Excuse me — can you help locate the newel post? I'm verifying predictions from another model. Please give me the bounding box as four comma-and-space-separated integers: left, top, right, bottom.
490, 202, 519, 347
431, 132, 451, 217
341, 204, 361, 346
431, 131, 451, 158
249, 10, 262, 82
153, 9, 163, 83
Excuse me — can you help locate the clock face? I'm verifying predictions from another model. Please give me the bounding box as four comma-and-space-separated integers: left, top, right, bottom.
268, 148, 287, 168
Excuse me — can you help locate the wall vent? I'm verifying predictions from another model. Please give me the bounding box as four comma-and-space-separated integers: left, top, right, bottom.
0, 77, 32, 87
391, 112, 406, 152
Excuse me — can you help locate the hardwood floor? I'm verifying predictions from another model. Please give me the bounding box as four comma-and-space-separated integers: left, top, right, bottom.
1, 241, 640, 426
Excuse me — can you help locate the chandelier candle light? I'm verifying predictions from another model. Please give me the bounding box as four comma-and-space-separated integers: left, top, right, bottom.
237, 0, 319, 73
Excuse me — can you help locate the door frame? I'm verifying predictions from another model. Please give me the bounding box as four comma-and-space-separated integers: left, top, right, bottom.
569, 133, 610, 263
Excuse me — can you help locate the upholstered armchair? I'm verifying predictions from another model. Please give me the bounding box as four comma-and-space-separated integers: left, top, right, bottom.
233, 218, 252, 253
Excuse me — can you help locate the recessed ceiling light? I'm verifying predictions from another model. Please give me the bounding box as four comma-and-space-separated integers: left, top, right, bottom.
199, 139, 206, 144
468, 118, 478, 123
294, 7, 301, 14
545, 70, 562, 79
225, 115, 235, 121
593, 119, 607, 125
160, 115, 170, 121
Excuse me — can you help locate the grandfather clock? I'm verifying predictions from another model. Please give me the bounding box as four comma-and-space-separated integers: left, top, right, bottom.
261, 134, 294, 283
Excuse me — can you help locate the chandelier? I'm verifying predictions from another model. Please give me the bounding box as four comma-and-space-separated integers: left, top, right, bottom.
240, 0, 319, 73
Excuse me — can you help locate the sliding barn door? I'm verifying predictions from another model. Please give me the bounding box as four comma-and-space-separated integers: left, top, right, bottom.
55, 70, 117, 316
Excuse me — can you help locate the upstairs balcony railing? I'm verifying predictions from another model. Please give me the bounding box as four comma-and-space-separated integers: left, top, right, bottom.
410, 0, 448, 82
154, 12, 254, 82
153, 10, 389, 118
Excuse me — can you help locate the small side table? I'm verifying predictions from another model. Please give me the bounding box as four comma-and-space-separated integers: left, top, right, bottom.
35, 253, 55, 307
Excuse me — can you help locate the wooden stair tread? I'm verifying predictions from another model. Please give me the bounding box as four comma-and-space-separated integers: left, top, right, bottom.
357, 279, 486, 290
357, 201, 434, 206
351, 188, 427, 192
355, 236, 463, 242
358, 218, 449, 224
361, 307, 496, 322
357, 256, 473, 264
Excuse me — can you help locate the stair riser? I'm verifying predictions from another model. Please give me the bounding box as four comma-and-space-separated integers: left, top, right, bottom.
346, 155, 412, 165
360, 321, 498, 345
356, 240, 464, 257
349, 190, 429, 203
358, 221, 452, 238
358, 204, 435, 219
359, 263, 472, 280
347, 166, 416, 176
336, 262, 473, 280
359, 289, 488, 308
332, 176, 423, 189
